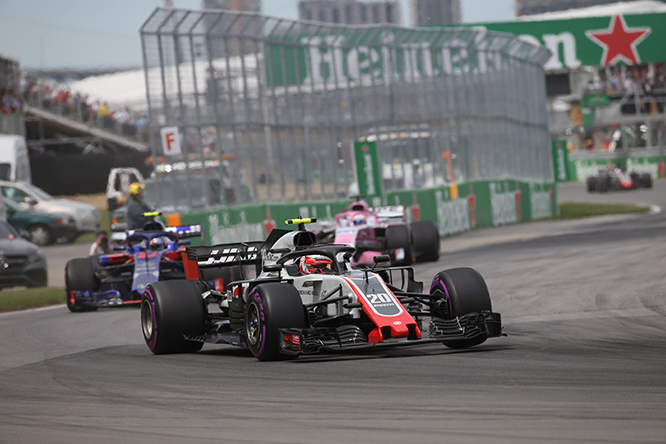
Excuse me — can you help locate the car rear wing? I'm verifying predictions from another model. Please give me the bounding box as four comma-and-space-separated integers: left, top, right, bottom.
164, 224, 203, 242
182, 241, 264, 280
369, 205, 407, 223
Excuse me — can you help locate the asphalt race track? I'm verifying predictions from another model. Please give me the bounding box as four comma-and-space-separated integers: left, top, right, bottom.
1, 181, 665, 443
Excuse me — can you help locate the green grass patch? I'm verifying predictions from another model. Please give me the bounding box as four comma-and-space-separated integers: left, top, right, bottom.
558, 202, 650, 219
0, 287, 64, 313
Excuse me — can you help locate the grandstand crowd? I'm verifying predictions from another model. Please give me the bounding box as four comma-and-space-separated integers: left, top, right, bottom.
589, 63, 666, 113
1, 72, 150, 142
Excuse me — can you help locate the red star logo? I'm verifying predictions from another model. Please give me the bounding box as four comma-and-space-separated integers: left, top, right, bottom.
586, 15, 651, 66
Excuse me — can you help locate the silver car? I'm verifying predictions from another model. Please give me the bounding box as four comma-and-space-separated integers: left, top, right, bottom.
0, 180, 100, 242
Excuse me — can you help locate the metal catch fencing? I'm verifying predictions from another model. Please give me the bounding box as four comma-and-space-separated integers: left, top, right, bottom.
140, 7, 551, 210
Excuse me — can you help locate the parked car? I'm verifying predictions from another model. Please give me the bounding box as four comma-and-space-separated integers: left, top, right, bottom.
4, 198, 77, 246
0, 180, 100, 242
0, 219, 47, 289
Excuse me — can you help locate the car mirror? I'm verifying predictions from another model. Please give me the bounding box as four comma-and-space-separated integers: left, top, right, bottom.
113, 245, 126, 251
373, 254, 391, 264
263, 264, 282, 273
25, 198, 37, 206
178, 240, 191, 246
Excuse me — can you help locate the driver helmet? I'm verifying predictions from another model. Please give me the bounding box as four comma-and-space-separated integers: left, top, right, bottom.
353, 214, 366, 225
299, 255, 333, 275
149, 236, 166, 250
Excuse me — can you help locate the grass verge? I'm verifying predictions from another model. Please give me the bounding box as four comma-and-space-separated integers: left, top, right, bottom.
558, 201, 650, 218
0, 287, 64, 313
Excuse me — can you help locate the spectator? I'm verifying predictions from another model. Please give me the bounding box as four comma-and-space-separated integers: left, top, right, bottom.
412, 160, 424, 189
89, 230, 112, 256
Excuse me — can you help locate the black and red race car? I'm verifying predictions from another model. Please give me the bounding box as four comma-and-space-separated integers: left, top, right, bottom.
140, 218, 502, 361
586, 168, 653, 192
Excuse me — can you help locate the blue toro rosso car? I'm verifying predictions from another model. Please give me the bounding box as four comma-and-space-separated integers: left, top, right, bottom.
65, 220, 223, 312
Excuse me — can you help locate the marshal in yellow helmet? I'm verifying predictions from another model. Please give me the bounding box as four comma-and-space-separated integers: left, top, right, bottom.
128, 182, 145, 195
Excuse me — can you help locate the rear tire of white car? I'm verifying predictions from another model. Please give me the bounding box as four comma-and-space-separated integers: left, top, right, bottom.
430, 267, 492, 349
386, 224, 413, 266
141, 280, 205, 354
640, 173, 653, 188
410, 220, 440, 262
245, 283, 307, 361
65, 258, 99, 313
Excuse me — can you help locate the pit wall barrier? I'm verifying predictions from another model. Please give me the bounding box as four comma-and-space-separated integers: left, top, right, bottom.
172, 179, 558, 246
552, 139, 666, 182
566, 154, 666, 182
169, 179, 559, 245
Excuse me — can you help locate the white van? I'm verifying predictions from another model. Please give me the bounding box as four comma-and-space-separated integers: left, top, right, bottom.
0, 135, 32, 183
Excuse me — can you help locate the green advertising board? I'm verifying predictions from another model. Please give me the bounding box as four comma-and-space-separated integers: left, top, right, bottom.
551, 139, 569, 182
176, 177, 557, 245
581, 92, 611, 108
444, 13, 666, 70
353, 140, 383, 200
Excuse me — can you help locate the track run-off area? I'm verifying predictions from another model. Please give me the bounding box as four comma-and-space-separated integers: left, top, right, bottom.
1, 181, 665, 443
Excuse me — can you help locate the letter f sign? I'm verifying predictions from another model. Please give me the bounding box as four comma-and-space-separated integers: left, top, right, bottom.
160, 126, 182, 156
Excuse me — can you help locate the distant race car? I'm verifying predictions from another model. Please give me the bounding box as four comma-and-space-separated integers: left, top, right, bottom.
65, 217, 224, 312
314, 197, 440, 266
140, 218, 502, 361
586, 168, 653, 192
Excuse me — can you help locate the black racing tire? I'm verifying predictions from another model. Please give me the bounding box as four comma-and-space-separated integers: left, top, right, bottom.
595, 176, 610, 192
630, 172, 639, 186
586, 176, 597, 192
65, 258, 99, 313
28, 223, 53, 246
245, 283, 307, 361
141, 280, 205, 354
410, 220, 440, 263
430, 267, 492, 349
640, 173, 653, 188
386, 224, 413, 266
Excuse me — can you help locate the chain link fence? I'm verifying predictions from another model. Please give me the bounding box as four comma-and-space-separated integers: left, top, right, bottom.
0, 53, 24, 136
140, 7, 551, 210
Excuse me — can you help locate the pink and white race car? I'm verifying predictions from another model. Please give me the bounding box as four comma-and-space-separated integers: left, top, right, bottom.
317, 198, 440, 266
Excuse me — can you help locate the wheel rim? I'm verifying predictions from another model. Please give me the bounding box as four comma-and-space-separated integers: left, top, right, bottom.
246, 302, 260, 346
30, 226, 50, 246
432, 287, 451, 319
141, 300, 154, 339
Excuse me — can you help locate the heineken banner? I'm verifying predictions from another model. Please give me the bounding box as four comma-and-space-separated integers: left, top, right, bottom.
264, 27, 548, 87
353, 141, 383, 200
453, 13, 666, 70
